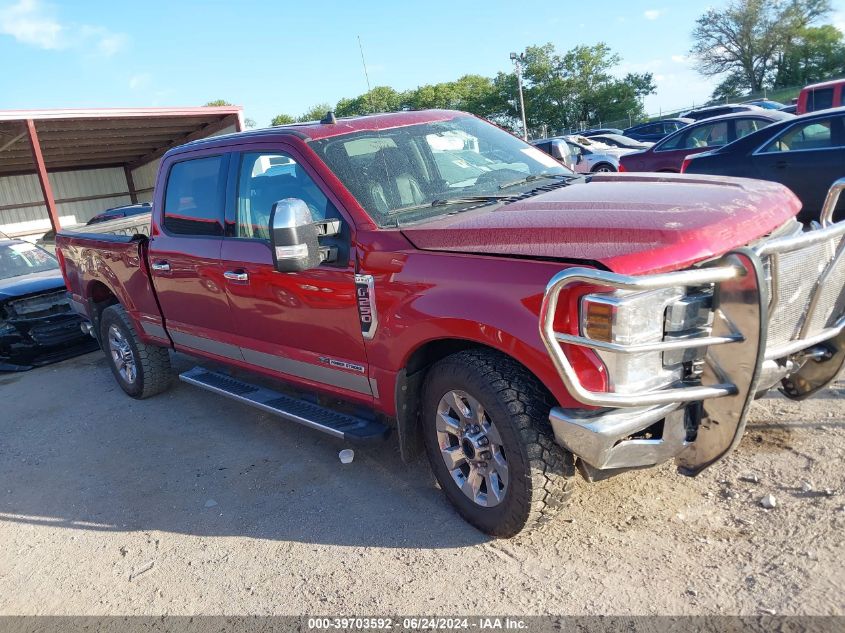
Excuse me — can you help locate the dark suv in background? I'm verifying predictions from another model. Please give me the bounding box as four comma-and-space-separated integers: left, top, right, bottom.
623, 118, 692, 142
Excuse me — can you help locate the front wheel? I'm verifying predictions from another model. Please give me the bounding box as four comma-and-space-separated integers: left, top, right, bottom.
592, 163, 616, 173
422, 350, 575, 537
100, 304, 173, 399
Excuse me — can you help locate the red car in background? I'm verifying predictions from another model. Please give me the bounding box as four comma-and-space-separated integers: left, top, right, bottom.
619, 110, 794, 173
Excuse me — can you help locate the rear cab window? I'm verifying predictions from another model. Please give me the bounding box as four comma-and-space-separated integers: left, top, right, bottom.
163, 155, 228, 236
808, 87, 835, 112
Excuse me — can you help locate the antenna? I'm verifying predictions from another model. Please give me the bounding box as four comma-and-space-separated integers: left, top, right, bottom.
358, 35, 374, 114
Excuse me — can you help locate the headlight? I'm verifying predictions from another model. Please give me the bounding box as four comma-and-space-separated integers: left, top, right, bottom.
580, 287, 713, 394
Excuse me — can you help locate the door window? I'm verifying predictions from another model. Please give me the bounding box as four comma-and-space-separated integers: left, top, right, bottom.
685, 122, 728, 148
163, 156, 227, 236
660, 121, 728, 151
235, 152, 336, 240
761, 119, 834, 153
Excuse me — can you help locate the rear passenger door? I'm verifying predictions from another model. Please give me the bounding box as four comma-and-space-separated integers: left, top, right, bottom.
148, 152, 240, 357
753, 115, 845, 220
217, 146, 372, 401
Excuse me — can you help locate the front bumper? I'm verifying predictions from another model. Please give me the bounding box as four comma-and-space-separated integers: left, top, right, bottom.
541, 178, 845, 476
0, 313, 99, 371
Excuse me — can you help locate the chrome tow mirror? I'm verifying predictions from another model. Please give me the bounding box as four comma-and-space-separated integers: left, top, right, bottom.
269, 199, 321, 273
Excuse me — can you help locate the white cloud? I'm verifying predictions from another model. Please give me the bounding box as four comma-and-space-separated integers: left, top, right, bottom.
128, 72, 151, 90
644, 9, 663, 20
0, 0, 127, 55
0, 0, 62, 48
670, 54, 688, 64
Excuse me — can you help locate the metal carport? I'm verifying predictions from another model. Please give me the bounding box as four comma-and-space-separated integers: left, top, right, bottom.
0, 106, 243, 239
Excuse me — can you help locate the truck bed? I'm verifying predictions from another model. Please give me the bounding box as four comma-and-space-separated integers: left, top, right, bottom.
56, 212, 168, 345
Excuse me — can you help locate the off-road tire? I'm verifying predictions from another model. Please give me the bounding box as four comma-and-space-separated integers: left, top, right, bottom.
100, 304, 172, 399
422, 349, 575, 537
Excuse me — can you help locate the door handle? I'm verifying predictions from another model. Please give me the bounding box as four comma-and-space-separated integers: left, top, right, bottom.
151, 261, 170, 272
224, 270, 249, 282
775, 160, 788, 169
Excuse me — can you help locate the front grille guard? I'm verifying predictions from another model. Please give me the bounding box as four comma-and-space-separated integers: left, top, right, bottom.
539, 177, 845, 409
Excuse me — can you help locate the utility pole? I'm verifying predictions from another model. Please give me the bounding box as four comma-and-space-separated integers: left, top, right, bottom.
510, 52, 528, 140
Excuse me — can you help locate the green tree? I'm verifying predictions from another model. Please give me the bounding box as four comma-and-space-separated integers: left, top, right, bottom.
204, 99, 232, 106
691, 0, 832, 94
404, 75, 497, 113
774, 24, 845, 87
710, 72, 750, 102
335, 86, 404, 116
494, 43, 654, 133
297, 103, 333, 122
270, 113, 296, 126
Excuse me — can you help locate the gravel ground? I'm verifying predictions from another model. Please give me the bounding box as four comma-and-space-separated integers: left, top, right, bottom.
1, 350, 843, 616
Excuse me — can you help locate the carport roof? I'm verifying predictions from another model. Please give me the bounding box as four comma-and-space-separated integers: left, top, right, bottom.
0, 106, 243, 176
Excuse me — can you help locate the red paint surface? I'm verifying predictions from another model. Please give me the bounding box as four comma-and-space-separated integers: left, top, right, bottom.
400, 173, 801, 275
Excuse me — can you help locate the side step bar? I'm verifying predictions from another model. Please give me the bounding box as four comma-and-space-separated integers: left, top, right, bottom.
179, 367, 390, 443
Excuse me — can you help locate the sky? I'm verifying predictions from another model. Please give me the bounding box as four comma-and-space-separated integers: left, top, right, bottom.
2, 0, 845, 127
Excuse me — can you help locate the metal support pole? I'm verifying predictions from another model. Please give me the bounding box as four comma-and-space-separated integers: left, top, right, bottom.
511, 52, 528, 141
26, 119, 61, 233
124, 165, 138, 204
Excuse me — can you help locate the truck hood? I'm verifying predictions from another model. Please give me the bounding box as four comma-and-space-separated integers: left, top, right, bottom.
400, 173, 801, 275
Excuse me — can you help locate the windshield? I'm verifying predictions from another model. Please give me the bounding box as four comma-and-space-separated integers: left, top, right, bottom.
309, 115, 572, 226
0, 241, 59, 280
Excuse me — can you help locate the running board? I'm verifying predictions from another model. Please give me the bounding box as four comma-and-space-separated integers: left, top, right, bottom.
179, 367, 389, 443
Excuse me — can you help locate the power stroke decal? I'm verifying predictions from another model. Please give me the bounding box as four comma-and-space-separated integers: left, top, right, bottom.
318, 357, 366, 374
355, 274, 378, 340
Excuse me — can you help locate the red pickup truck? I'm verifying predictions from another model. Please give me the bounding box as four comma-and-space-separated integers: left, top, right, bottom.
57, 109, 845, 537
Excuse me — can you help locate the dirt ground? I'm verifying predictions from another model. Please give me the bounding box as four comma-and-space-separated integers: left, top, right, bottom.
1, 350, 843, 616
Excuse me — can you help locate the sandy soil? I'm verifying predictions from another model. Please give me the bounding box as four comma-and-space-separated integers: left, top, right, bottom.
1, 351, 843, 616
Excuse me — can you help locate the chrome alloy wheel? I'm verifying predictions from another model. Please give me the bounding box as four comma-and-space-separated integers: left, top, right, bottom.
108, 324, 137, 384
436, 390, 509, 507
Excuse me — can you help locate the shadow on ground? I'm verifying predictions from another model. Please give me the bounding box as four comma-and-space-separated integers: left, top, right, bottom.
1, 352, 488, 549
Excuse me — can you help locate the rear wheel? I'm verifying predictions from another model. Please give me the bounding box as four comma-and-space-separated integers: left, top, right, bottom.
592, 163, 616, 173
100, 304, 172, 399
422, 350, 575, 537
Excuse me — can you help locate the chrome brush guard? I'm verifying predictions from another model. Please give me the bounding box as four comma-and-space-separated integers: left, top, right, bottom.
540, 178, 845, 476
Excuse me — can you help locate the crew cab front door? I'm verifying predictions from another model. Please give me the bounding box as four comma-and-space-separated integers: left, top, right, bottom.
218, 147, 372, 401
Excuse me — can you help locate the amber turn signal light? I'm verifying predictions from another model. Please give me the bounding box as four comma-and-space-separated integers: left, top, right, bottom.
582, 299, 615, 342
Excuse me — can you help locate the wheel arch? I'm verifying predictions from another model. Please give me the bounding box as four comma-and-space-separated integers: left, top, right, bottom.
591, 162, 617, 172
393, 337, 555, 463
85, 280, 120, 345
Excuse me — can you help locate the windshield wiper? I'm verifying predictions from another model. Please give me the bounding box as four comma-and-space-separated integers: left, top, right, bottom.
387, 194, 512, 215
497, 173, 576, 190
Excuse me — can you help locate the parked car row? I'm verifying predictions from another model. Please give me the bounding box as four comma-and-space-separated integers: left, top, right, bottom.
531, 135, 640, 173
682, 107, 845, 223
566, 103, 845, 225
618, 109, 794, 172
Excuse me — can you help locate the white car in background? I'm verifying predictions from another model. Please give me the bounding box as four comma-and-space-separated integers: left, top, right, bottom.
531, 135, 640, 173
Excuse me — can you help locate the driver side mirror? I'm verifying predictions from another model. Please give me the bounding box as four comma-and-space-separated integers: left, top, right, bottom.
269, 199, 321, 273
